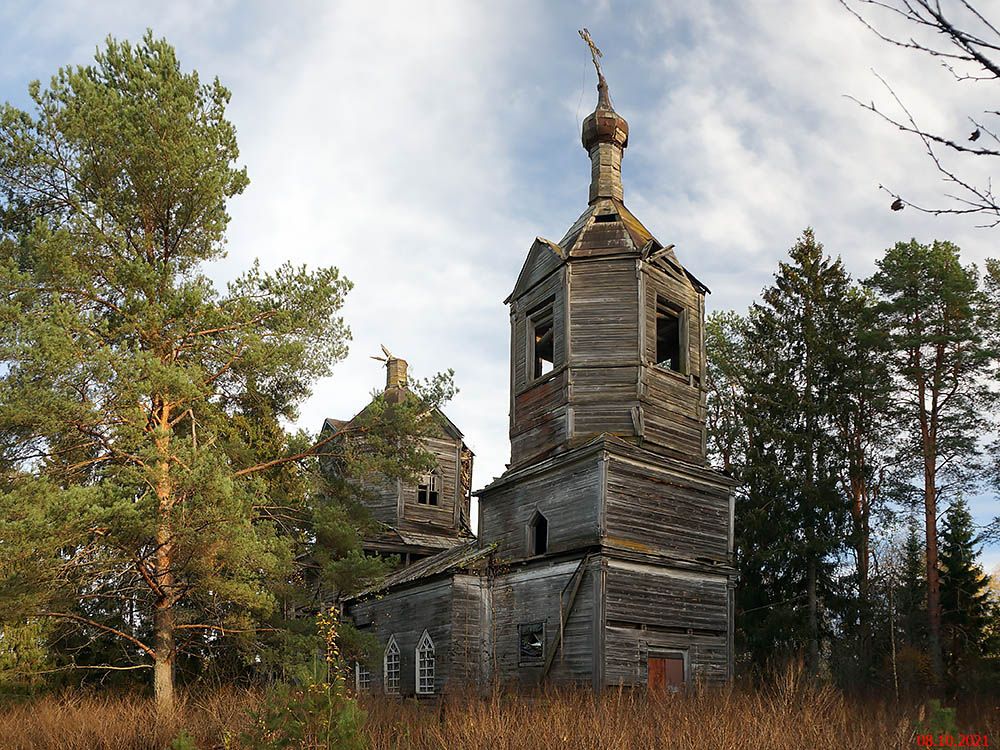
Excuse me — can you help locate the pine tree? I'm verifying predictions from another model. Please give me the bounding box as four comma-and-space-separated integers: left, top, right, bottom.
831, 286, 894, 677
0, 33, 448, 718
868, 239, 997, 687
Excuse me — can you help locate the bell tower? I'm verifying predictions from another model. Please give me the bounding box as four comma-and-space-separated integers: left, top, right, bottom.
477, 34, 736, 691
505, 37, 708, 471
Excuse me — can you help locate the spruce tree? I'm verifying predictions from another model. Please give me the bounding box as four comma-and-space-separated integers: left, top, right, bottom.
939, 496, 993, 691
898, 515, 928, 648
736, 229, 852, 672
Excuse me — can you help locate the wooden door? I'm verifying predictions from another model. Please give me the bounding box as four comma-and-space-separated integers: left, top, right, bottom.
647, 655, 685, 691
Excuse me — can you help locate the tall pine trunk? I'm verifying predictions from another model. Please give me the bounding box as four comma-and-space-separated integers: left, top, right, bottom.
851, 478, 872, 672
154, 600, 175, 717
154, 402, 176, 719
916, 362, 944, 689
923, 453, 944, 687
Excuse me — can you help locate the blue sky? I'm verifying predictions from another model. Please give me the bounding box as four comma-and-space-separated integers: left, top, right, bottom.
2, 0, 997, 570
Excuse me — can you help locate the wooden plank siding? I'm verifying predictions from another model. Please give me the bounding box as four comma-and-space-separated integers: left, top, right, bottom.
605, 626, 729, 688
640, 368, 707, 462
639, 261, 708, 462
348, 579, 455, 696
511, 271, 566, 395
603, 559, 731, 687
509, 268, 569, 467
477, 449, 604, 562
567, 257, 639, 369
487, 557, 600, 687
603, 453, 732, 564
400, 435, 463, 532
357, 478, 400, 527
450, 574, 491, 687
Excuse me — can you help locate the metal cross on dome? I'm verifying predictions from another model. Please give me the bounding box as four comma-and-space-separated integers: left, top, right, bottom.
578, 28, 607, 87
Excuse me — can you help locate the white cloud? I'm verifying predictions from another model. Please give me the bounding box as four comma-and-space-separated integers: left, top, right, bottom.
2, 0, 996, 545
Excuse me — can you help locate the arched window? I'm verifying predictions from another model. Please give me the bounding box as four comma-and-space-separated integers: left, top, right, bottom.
528, 510, 548, 556
415, 630, 435, 695
383, 635, 400, 694
417, 470, 439, 506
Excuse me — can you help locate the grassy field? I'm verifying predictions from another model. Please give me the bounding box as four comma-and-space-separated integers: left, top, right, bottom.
0, 672, 996, 749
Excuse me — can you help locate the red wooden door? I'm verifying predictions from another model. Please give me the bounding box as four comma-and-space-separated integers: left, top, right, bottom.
647, 656, 685, 691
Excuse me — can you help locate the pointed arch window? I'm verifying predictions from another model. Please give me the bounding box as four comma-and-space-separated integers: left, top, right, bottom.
417, 470, 440, 506
528, 510, 548, 556
383, 635, 400, 694
415, 630, 435, 695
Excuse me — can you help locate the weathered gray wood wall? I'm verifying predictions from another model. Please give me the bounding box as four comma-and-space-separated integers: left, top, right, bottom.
488, 556, 600, 688
348, 578, 456, 696
477, 447, 602, 561
603, 559, 731, 687
399, 434, 465, 532
506, 212, 710, 470
603, 452, 732, 563
639, 260, 707, 462
509, 268, 569, 467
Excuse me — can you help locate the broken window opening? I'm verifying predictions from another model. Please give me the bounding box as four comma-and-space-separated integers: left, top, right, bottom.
529, 511, 548, 556
519, 622, 545, 665
416, 630, 435, 695
417, 471, 439, 506
594, 212, 619, 223
384, 636, 400, 694
528, 303, 555, 380
655, 297, 685, 373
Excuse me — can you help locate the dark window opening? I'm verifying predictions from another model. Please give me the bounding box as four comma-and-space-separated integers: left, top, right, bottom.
529, 511, 548, 556
417, 472, 439, 506
655, 298, 684, 373
594, 212, 619, 223
518, 622, 545, 665
529, 306, 555, 380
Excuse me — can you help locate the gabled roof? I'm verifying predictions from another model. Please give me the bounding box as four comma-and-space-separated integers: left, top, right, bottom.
363, 525, 475, 553
323, 418, 347, 433
505, 237, 565, 304
345, 540, 493, 600
323, 400, 466, 445
505, 198, 709, 303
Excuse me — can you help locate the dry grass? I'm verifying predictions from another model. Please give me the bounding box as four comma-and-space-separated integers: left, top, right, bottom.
0, 688, 257, 750
0, 669, 996, 750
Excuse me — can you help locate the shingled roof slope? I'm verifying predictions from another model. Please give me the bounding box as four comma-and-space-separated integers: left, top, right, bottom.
346, 540, 493, 600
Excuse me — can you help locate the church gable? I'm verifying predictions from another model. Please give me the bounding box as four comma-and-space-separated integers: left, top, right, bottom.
321, 354, 474, 556
506, 237, 565, 304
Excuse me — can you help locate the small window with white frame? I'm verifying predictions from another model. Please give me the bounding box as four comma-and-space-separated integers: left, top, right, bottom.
384, 635, 400, 694
415, 630, 435, 695
355, 661, 372, 692
417, 471, 439, 506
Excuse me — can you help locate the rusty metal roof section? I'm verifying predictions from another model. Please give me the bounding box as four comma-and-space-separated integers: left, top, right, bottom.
346, 540, 493, 600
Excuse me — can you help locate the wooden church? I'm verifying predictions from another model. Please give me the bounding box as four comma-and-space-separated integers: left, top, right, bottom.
321, 353, 475, 566
337, 46, 736, 696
